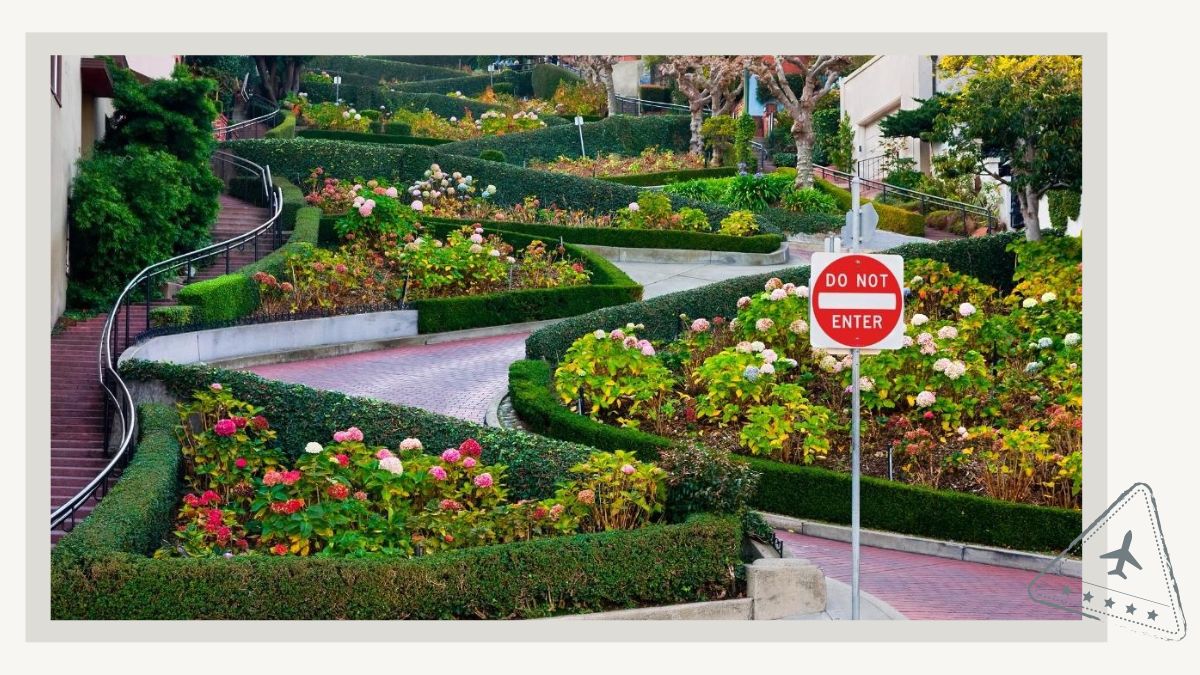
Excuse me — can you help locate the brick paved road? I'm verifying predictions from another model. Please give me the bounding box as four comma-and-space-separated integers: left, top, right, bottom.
776, 530, 1082, 620
244, 333, 528, 424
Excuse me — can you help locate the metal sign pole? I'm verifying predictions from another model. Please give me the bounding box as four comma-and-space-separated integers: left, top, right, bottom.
850, 174, 862, 620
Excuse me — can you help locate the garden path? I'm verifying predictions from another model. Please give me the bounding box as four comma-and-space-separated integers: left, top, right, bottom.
776, 530, 1082, 620
50, 194, 271, 543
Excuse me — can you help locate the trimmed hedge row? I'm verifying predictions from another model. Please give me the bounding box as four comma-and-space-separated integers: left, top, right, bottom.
437, 114, 692, 166
409, 220, 643, 333
815, 178, 925, 237
531, 62, 581, 99
301, 80, 381, 109
225, 138, 763, 231
309, 55, 463, 82
264, 110, 296, 139
51, 398, 742, 619
600, 166, 738, 187
421, 216, 785, 254
525, 231, 1022, 363
507, 357, 1081, 552
392, 70, 531, 98
381, 90, 504, 119
275, 175, 305, 230
297, 128, 453, 146
175, 274, 258, 323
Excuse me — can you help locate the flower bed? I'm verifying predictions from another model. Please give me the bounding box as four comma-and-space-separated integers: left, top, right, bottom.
51, 395, 742, 619
664, 170, 843, 235
530, 147, 706, 179
544, 236, 1083, 510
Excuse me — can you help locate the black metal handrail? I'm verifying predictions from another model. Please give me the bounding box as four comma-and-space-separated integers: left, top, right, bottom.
855, 154, 887, 183
613, 94, 706, 117
50, 150, 284, 532
813, 165, 998, 232
216, 94, 282, 141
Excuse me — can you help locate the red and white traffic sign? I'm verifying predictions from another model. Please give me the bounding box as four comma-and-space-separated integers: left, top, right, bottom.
809, 252, 905, 350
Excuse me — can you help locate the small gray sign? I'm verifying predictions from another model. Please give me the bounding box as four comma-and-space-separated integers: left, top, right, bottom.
841, 203, 879, 249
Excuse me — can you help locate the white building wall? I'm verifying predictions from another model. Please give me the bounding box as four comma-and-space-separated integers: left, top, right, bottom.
840, 55, 936, 169
50, 56, 84, 327
612, 60, 643, 98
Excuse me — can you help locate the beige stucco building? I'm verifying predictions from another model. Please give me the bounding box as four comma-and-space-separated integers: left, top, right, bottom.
50, 55, 178, 327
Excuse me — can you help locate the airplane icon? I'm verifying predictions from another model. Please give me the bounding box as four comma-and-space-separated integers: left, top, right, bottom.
1100, 529, 1143, 580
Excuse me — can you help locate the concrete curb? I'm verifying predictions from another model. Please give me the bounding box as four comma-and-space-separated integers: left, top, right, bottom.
483, 390, 506, 429
760, 512, 1081, 579
196, 318, 554, 370
577, 242, 790, 266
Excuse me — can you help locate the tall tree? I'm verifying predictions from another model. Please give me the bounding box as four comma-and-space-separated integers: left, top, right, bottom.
573, 55, 622, 117
251, 56, 311, 103
751, 55, 853, 188
660, 55, 749, 155
935, 55, 1082, 241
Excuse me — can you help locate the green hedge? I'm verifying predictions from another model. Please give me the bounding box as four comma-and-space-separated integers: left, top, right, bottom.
532, 63, 581, 99
391, 70, 529, 98
297, 128, 453, 146
380, 91, 504, 119
437, 114, 692, 166
422, 216, 785, 254
225, 138, 760, 230
274, 175, 305, 229
51, 399, 741, 619
174, 273, 258, 323
600, 166, 739, 186
1048, 189, 1081, 230
377, 55, 476, 68
309, 55, 463, 82
507, 357, 1080, 552
638, 84, 675, 104
815, 178, 925, 237
525, 232, 1021, 362
301, 80, 380, 109
264, 110, 296, 139
148, 305, 193, 328
373, 121, 412, 135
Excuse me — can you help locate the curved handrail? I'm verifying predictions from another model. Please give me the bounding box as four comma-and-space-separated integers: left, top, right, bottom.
217, 95, 282, 141
51, 150, 284, 532
813, 164, 997, 228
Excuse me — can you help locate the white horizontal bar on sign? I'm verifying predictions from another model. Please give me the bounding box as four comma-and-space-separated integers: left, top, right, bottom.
816, 292, 897, 310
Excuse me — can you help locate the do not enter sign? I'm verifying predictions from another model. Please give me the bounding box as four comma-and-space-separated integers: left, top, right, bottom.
809, 252, 905, 350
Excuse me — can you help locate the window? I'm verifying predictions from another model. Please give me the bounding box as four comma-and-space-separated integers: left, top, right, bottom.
50, 55, 62, 106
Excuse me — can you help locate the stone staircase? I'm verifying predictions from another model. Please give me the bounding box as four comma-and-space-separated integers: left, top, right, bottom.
50, 192, 271, 544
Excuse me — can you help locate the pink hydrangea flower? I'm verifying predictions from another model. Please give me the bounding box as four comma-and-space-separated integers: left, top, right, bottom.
399, 438, 423, 451
214, 419, 237, 437
333, 430, 348, 443
462, 456, 477, 469
385, 186, 399, 197
737, 296, 751, 309
621, 464, 636, 475
358, 204, 374, 217
210, 383, 223, 391
690, 318, 710, 333
429, 466, 448, 481
473, 473, 494, 488
755, 318, 774, 332
458, 438, 482, 457
379, 456, 403, 475
610, 328, 625, 340
441, 448, 462, 463
345, 427, 364, 442
761, 348, 778, 364
770, 288, 788, 301
375, 448, 394, 460
235, 457, 247, 469
916, 391, 937, 408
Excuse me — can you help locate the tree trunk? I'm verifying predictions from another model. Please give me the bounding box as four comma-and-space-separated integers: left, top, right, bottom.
689, 107, 704, 155
1018, 185, 1042, 241
791, 112, 816, 188
254, 56, 277, 102
602, 65, 618, 118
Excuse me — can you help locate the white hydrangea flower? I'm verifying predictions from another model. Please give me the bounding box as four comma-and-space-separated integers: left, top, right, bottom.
761, 349, 778, 364
1038, 337, 1054, 349
911, 314, 929, 326
593, 330, 606, 340
750, 341, 765, 352
1041, 292, 1057, 303
1022, 297, 1038, 308
959, 302, 976, 317
305, 442, 323, 454
1064, 332, 1081, 346
915, 391, 936, 408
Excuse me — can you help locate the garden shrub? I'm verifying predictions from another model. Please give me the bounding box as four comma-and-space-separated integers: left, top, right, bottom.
264, 110, 296, 139
525, 232, 1022, 362
392, 70, 527, 98
51, 400, 741, 619
175, 274, 258, 323
601, 166, 738, 187
719, 210, 760, 236
772, 152, 797, 168
480, 149, 507, 163
149, 305, 194, 328
376, 121, 413, 136
814, 178, 925, 236
531, 63, 581, 99
638, 84, 674, 104
506, 357, 1080, 552
308, 55, 462, 83
1048, 189, 1081, 230
296, 129, 453, 146
437, 114, 692, 166
274, 176, 306, 229
925, 209, 976, 235
379, 91, 504, 119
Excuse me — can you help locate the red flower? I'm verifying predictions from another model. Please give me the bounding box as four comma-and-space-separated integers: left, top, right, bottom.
684, 404, 697, 423
335, 453, 350, 467
235, 457, 248, 469
531, 505, 549, 520
353, 490, 368, 501
327, 483, 350, 500
183, 494, 200, 507
206, 508, 223, 524
232, 416, 248, 429
281, 470, 302, 486
458, 438, 482, 458
216, 526, 231, 542
923, 411, 935, 420
443, 534, 454, 543
205, 521, 220, 534
713, 315, 726, 326
272, 543, 289, 556
251, 415, 269, 431
214, 418, 237, 437
202, 490, 221, 505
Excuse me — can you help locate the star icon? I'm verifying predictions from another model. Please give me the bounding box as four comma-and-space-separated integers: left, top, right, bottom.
1083, 591, 1094, 603
1147, 610, 1158, 621
1126, 603, 1137, 615
1104, 597, 1115, 608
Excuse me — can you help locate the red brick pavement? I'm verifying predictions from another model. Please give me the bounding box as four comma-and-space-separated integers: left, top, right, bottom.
776, 530, 1083, 620
244, 333, 529, 424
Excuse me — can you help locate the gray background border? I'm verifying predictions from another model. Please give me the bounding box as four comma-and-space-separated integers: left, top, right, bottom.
25, 32, 1105, 642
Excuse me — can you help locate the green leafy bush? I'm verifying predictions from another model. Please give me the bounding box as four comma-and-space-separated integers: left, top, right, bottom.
814, 178, 925, 236
480, 149, 507, 163
265, 111, 296, 139
438, 114, 691, 165
925, 209, 976, 235
531, 63, 581, 99
638, 84, 675, 103
175, 274, 258, 323
554, 325, 676, 428
733, 114, 757, 170
296, 129, 452, 146
308, 55, 462, 82
781, 187, 839, 215
772, 152, 797, 168
376, 121, 413, 135
149, 305, 194, 328
601, 167, 738, 187
701, 115, 737, 165
1047, 189, 1081, 230
392, 70, 527, 98
719, 210, 759, 236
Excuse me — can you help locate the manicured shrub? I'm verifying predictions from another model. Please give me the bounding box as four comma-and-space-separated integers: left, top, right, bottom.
925, 209, 976, 235
175, 273, 258, 323
264, 110, 296, 139
719, 210, 760, 236
480, 149, 507, 163
525, 232, 1021, 362
149, 305, 194, 328
601, 166, 738, 187
376, 121, 413, 135
296, 129, 453, 146
308, 55, 462, 82
437, 114, 692, 166
814, 178, 925, 236
274, 176, 305, 229
531, 63, 581, 99
506, 358, 1079, 551
772, 152, 797, 168
638, 84, 674, 104
392, 71, 525, 98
